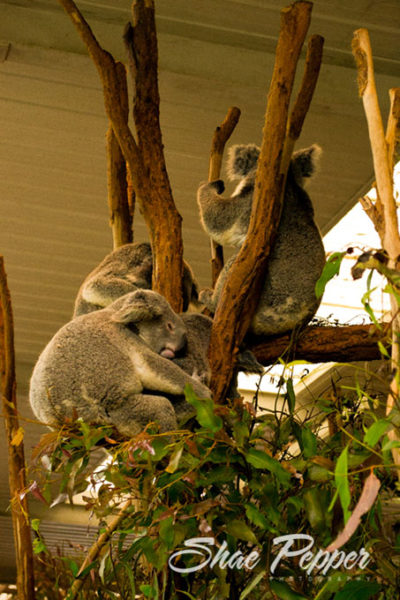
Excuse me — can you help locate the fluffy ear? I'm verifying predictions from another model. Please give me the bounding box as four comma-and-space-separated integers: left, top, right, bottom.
226, 144, 260, 180
111, 292, 162, 324
291, 144, 322, 185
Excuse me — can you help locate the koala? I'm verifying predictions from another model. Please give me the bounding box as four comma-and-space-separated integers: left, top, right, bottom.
73, 242, 199, 317
197, 144, 326, 336
29, 290, 212, 437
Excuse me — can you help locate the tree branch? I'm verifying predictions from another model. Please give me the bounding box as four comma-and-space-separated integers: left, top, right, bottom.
106, 62, 133, 249
208, 1, 314, 403
352, 29, 399, 253
67, 499, 133, 600
385, 87, 400, 175
208, 107, 241, 286
352, 29, 400, 477
58, 0, 184, 310
124, 1, 185, 311
0, 256, 35, 600
249, 324, 385, 365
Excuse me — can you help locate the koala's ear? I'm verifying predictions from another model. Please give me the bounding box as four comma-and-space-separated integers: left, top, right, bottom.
291, 144, 322, 185
226, 144, 260, 180
111, 292, 162, 324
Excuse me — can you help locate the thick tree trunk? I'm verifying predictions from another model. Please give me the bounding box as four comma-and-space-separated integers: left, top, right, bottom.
208, 1, 316, 402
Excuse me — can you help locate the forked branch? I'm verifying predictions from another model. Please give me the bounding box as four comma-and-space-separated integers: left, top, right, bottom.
59, 0, 185, 310
208, 107, 241, 286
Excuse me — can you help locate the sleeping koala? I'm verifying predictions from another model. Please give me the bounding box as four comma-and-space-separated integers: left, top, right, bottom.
74, 242, 199, 317
29, 290, 212, 437
197, 144, 326, 336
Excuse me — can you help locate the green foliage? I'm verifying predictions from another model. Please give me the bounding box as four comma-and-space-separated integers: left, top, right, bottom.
28, 368, 400, 599
28, 246, 400, 599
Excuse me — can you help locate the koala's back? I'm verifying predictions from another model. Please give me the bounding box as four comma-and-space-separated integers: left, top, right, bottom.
74, 243, 153, 316
29, 312, 141, 426
251, 173, 325, 335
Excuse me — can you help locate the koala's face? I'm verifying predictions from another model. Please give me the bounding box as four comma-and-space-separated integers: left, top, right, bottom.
136, 309, 187, 359
111, 290, 187, 359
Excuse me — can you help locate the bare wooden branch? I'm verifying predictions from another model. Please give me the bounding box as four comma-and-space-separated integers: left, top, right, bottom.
287, 34, 324, 148
0, 256, 35, 600
208, 1, 314, 403
352, 29, 399, 254
106, 61, 133, 249
352, 29, 400, 477
68, 499, 132, 600
208, 107, 241, 286
124, 2, 185, 311
385, 88, 400, 175
58, 0, 184, 311
249, 324, 384, 365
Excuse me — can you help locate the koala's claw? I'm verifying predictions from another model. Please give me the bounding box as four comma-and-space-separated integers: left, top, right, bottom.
211, 179, 225, 195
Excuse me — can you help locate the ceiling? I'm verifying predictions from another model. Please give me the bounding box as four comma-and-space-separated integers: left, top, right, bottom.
0, 0, 399, 582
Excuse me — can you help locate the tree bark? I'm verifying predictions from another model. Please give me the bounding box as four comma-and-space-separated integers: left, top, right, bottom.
0, 257, 35, 600
208, 107, 241, 286
124, 2, 185, 311
106, 62, 133, 249
209, 1, 314, 403
248, 323, 384, 365
58, 0, 185, 311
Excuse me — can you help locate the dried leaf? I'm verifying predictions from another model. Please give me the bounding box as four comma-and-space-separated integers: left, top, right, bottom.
326, 470, 381, 551
11, 426, 24, 446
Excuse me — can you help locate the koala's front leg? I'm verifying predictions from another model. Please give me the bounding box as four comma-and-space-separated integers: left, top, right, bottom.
107, 393, 178, 436
136, 352, 212, 400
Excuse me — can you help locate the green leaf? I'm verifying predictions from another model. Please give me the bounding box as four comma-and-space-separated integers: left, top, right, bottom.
315, 252, 345, 299
140, 584, 155, 599
239, 571, 265, 600
286, 379, 296, 414
364, 419, 391, 448
333, 580, 381, 600
31, 518, 40, 533
270, 579, 309, 599
159, 516, 174, 549
165, 446, 183, 473
382, 439, 400, 452
301, 427, 317, 458
245, 449, 291, 486
185, 386, 222, 432
303, 489, 326, 532
245, 504, 268, 529
32, 538, 48, 555
335, 446, 351, 523
226, 519, 258, 544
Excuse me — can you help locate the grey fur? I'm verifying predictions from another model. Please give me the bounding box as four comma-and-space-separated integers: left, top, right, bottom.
74, 242, 199, 317
29, 290, 211, 437
197, 144, 325, 336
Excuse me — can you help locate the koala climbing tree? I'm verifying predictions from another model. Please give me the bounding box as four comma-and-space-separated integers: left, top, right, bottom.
198, 144, 325, 337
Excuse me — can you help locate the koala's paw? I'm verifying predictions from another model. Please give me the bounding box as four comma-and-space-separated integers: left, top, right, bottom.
210, 179, 225, 195
199, 288, 215, 313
